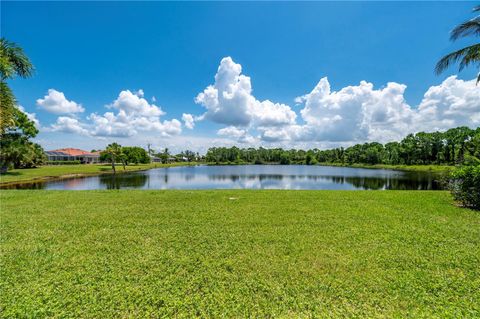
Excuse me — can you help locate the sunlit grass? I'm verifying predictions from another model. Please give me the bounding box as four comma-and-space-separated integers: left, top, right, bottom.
1, 190, 479, 317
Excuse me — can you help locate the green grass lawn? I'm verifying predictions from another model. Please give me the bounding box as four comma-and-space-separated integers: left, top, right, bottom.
0, 162, 195, 184
1, 190, 479, 318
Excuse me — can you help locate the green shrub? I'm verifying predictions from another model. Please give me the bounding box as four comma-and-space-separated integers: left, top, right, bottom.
46, 160, 81, 165
449, 165, 480, 210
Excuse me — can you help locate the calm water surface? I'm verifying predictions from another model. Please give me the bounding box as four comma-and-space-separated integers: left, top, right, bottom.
3, 165, 446, 190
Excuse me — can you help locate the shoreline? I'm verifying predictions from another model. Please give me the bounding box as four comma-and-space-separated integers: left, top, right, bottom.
0, 162, 452, 187
206, 162, 453, 173
0, 162, 199, 186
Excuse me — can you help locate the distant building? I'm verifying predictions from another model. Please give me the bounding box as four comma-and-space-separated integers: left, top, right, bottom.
46, 148, 100, 164
150, 155, 162, 163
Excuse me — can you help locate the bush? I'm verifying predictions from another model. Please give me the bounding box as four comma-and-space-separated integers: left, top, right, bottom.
449, 165, 480, 210
46, 160, 81, 165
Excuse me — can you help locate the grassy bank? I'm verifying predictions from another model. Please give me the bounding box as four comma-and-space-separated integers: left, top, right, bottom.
1, 190, 479, 318
0, 162, 197, 185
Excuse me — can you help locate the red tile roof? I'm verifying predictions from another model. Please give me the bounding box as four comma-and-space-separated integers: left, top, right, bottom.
49, 148, 99, 157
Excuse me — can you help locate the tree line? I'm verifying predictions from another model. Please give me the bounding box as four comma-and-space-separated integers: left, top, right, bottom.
205, 126, 480, 166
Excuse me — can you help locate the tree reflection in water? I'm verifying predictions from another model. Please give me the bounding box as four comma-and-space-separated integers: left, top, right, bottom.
1, 165, 446, 190
99, 174, 149, 189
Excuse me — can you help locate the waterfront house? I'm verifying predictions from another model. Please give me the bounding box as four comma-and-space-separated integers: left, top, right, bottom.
46, 148, 100, 164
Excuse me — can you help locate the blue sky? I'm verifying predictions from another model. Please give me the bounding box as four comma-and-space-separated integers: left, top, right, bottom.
2, 1, 479, 153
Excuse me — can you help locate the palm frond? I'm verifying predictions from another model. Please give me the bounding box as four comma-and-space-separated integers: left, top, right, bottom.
435, 43, 480, 74
0, 38, 34, 80
450, 19, 480, 40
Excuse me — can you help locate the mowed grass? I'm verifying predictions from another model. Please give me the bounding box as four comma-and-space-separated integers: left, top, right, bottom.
0, 162, 195, 184
1, 190, 479, 318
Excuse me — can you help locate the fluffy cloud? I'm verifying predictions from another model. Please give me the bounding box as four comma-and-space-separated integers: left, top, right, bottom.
88, 90, 180, 137
217, 126, 256, 144
42, 58, 479, 149
46, 89, 182, 138
36, 89, 84, 114
194, 58, 478, 145
109, 89, 165, 117
49, 116, 89, 135
293, 75, 479, 143
295, 77, 414, 142
195, 57, 296, 128
182, 113, 195, 129
88, 111, 135, 137
415, 76, 480, 131
217, 126, 247, 138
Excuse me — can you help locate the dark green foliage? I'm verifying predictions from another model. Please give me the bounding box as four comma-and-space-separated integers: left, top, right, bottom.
154, 148, 170, 164
0, 108, 45, 171
205, 126, 480, 166
122, 146, 150, 165
279, 153, 290, 164
174, 150, 197, 162
449, 165, 480, 209
0, 38, 35, 133
0, 38, 44, 172
46, 160, 82, 165
100, 143, 124, 172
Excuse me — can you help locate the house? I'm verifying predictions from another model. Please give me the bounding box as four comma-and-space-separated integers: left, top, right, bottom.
46, 148, 100, 164
149, 155, 162, 163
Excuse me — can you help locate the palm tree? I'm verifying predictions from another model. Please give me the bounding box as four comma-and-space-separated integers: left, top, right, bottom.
0, 38, 34, 133
105, 143, 123, 173
435, 5, 480, 84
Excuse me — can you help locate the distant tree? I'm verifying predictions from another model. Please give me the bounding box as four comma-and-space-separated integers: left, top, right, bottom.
182, 150, 196, 162
436, 5, 480, 83
202, 126, 479, 167
122, 146, 150, 165
157, 148, 170, 164
305, 151, 316, 165
279, 152, 291, 165
102, 143, 123, 173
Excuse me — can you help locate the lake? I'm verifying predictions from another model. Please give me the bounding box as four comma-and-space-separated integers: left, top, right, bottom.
2, 165, 447, 190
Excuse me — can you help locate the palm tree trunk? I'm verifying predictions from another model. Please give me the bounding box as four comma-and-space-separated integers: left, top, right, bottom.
111, 158, 116, 174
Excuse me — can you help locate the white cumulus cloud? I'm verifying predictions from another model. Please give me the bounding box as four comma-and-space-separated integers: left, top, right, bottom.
49, 116, 89, 135
109, 89, 165, 117
182, 113, 195, 129
195, 57, 296, 128
195, 62, 479, 146
217, 126, 256, 144
296, 77, 414, 142
293, 76, 479, 143
46, 89, 182, 139
36, 89, 85, 114
415, 76, 480, 131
